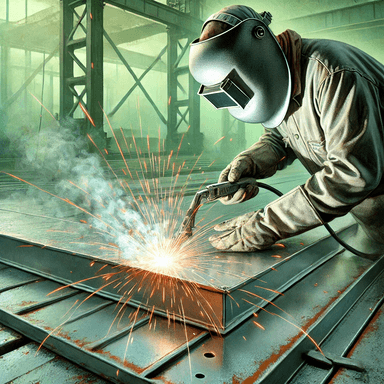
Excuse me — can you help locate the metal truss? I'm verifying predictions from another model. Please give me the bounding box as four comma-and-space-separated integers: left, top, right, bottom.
60, 0, 202, 154
166, 28, 201, 154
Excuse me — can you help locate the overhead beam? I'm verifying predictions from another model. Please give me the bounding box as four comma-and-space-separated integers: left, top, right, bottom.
108, 23, 166, 45
280, 0, 384, 35
105, 0, 202, 33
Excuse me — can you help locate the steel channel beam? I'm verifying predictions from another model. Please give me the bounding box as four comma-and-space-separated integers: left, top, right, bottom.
0, 309, 154, 384
254, 254, 384, 384
289, 266, 384, 383
105, 0, 202, 33
0, 224, 359, 334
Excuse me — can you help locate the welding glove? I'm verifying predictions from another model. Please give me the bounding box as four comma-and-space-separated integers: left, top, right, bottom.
209, 186, 323, 252
218, 142, 283, 205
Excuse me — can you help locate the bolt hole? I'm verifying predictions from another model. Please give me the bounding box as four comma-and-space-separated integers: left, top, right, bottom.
204, 352, 215, 358
195, 373, 205, 379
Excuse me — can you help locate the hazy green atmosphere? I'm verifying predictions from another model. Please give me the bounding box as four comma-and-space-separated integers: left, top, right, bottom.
1, 0, 383, 160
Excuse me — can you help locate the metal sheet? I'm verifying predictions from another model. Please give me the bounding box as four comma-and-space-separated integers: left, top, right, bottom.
96, 316, 205, 374
1, 342, 56, 383
0, 266, 41, 293
9, 356, 110, 384
1, 342, 109, 384
20, 292, 111, 329
0, 324, 25, 355
157, 252, 375, 383
290, 269, 384, 383
0, 279, 76, 314
51, 303, 148, 349
329, 302, 384, 384
0, 222, 358, 333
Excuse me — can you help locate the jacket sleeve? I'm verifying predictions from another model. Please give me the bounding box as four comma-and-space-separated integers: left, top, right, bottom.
304, 69, 384, 221
237, 127, 297, 179
214, 70, 384, 251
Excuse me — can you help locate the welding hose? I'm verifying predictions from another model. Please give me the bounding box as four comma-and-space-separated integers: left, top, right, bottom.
257, 182, 382, 259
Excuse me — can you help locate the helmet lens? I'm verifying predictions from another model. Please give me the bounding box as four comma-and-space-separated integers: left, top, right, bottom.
198, 69, 254, 109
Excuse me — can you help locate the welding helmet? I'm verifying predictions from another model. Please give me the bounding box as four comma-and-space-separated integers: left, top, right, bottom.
189, 6, 291, 128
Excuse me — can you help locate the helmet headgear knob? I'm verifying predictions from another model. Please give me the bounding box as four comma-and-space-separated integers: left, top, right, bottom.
253, 26, 265, 39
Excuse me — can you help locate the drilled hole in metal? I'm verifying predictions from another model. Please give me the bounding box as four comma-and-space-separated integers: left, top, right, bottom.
195, 373, 205, 379
204, 352, 215, 358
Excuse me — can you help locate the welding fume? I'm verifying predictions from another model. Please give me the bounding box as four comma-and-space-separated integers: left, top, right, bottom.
186, 4, 384, 254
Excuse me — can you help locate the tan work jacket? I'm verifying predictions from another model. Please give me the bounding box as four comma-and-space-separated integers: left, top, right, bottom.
240, 38, 384, 242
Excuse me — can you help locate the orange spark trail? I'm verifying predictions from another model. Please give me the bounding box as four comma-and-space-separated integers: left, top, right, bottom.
243, 299, 324, 355
79, 102, 95, 127
214, 136, 225, 145
29, 92, 56, 121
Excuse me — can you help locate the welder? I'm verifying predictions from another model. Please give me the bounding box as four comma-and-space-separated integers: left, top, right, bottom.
188, 5, 384, 252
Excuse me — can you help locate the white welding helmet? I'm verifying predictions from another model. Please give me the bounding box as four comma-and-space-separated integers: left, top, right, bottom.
189, 6, 291, 128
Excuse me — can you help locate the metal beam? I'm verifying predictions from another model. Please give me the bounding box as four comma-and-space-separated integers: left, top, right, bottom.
60, 0, 74, 123
282, 0, 384, 35
85, 0, 104, 143
108, 23, 165, 45
105, 0, 202, 33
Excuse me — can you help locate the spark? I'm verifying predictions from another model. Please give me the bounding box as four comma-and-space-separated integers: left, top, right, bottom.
79, 102, 95, 127
213, 136, 225, 145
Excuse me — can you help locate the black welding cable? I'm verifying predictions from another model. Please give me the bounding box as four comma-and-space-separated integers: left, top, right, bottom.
257, 182, 383, 259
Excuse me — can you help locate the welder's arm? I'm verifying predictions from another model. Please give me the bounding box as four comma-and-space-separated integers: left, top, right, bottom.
210, 71, 384, 251
218, 128, 297, 204
210, 185, 323, 251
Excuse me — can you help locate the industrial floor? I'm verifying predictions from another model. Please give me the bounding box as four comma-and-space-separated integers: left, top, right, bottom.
1, 156, 384, 383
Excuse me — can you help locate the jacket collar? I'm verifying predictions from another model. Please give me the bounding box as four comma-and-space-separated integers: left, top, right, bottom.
276, 29, 303, 116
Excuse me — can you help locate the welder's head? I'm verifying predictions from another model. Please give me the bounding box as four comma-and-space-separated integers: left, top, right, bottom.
189, 5, 291, 128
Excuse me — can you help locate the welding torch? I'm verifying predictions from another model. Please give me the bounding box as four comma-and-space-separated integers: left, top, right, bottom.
175, 178, 381, 259
175, 178, 260, 241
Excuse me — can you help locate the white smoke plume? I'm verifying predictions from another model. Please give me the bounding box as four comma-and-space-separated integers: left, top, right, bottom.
6, 118, 167, 262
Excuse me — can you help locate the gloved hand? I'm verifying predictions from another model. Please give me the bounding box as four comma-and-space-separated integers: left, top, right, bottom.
218, 155, 259, 205
210, 210, 275, 251
209, 186, 324, 252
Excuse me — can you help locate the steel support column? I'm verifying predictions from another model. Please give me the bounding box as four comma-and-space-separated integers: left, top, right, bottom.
60, 0, 104, 150
85, 0, 104, 147
166, 27, 179, 152
166, 28, 201, 155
